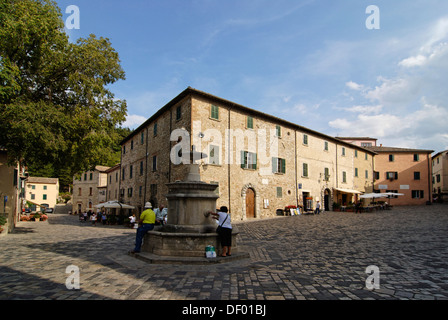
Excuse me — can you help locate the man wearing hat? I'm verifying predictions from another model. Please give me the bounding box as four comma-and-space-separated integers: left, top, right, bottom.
130, 202, 156, 253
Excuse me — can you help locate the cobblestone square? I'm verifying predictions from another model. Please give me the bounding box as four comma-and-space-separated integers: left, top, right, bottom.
1, 204, 447, 300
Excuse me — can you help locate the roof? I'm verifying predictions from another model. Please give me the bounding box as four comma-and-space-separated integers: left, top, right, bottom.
121, 87, 377, 155
94, 165, 111, 173
366, 146, 434, 154
105, 163, 121, 173
27, 177, 59, 184
337, 137, 378, 141
432, 150, 448, 159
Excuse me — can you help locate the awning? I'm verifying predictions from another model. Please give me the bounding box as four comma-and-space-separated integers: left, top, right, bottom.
333, 187, 362, 194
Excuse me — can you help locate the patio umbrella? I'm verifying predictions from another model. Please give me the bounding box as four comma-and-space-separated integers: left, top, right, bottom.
95, 201, 135, 209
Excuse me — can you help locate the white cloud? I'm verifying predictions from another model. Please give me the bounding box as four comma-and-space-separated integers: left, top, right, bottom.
122, 114, 147, 129
345, 81, 364, 91
398, 54, 427, 67
341, 105, 383, 115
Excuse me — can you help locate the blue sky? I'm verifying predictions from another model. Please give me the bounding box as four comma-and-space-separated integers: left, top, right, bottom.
57, 0, 448, 153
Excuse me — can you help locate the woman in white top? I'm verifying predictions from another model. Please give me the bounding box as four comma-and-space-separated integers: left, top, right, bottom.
212, 206, 232, 257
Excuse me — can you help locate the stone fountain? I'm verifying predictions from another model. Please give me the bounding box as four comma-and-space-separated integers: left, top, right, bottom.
138, 147, 247, 264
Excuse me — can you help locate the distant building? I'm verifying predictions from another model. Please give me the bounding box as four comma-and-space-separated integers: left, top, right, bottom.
338, 137, 378, 148
72, 166, 110, 213
25, 177, 60, 211
105, 163, 121, 202
432, 150, 448, 201
367, 146, 433, 205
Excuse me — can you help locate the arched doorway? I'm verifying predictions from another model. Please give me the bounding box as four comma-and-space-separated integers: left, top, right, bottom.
246, 188, 255, 219
324, 189, 331, 211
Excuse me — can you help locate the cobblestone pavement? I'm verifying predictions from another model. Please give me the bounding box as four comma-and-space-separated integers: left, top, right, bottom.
1, 205, 447, 301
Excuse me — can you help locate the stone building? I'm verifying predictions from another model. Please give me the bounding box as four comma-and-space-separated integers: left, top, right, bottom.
367, 146, 433, 205
120, 87, 376, 220
105, 163, 121, 202
72, 165, 110, 213
431, 150, 448, 201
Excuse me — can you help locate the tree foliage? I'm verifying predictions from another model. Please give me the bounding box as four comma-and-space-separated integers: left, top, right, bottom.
0, 0, 128, 178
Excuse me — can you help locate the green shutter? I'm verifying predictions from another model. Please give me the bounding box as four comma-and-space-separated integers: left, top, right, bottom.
281, 159, 286, 174
252, 153, 257, 170
241, 151, 246, 169
272, 157, 277, 173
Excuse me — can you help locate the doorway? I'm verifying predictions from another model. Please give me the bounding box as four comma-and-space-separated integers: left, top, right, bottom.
324, 189, 330, 211
246, 188, 255, 218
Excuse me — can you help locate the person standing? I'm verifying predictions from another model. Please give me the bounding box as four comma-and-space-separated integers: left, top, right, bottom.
130, 202, 155, 254
314, 201, 321, 215
212, 206, 232, 257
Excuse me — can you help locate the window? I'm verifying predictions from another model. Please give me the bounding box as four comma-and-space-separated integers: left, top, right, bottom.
139, 186, 143, 197
276, 187, 283, 198
43, 185, 47, 190
324, 141, 328, 151
361, 142, 372, 147
131, 140, 134, 150
414, 172, 420, 180
324, 168, 330, 181
89, 172, 93, 180
109, 175, 112, 184
275, 125, 281, 137
154, 123, 158, 136
374, 171, 380, 180
31, 185, 35, 190
209, 145, 220, 165
78, 188, 82, 196
130, 165, 133, 179
355, 150, 358, 158
84, 173, 87, 181
43, 194, 47, 200
89, 187, 93, 196
176, 106, 182, 120
342, 171, 347, 183
211, 105, 219, 120
140, 161, 144, 175
386, 172, 398, 180
115, 172, 118, 182
414, 154, 419, 161
436, 174, 441, 183
389, 154, 394, 162
272, 157, 286, 174
342, 147, 346, 156
241, 151, 257, 169
365, 153, 368, 160
122, 168, 125, 180
247, 116, 253, 129
150, 184, 157, 198
128, 188, 133, 198
303, 134, 308, 145
31, 194, 35, 200
302, 163, 308, 177
141, 131, 144, 144
365, 170, 369, 179
152, 156, 157, 171
412, 190, 424, 199
355, 168, 358, 177
123, 145, 126, 154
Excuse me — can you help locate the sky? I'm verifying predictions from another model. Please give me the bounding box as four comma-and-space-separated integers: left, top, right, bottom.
56, 0, 448, 153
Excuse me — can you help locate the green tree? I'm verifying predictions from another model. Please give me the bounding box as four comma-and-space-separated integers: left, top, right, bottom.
0, 0, 127, 178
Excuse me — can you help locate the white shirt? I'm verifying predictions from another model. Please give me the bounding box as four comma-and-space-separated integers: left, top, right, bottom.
217, 211, 232, 229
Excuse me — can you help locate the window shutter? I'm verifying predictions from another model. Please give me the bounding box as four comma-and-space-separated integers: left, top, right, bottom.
241, 151, 246, 169
281, 159, 286, 173
252, 153, 257, 170
272, 157, 277, 173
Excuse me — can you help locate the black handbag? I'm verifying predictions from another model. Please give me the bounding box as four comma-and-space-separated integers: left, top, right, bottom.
216, 214, 228, 233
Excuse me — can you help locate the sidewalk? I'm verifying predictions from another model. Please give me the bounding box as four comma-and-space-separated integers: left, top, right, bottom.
1, 205, 447, 300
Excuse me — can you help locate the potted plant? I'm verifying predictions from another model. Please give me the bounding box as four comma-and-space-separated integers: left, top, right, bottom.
0, 216, 7, 233
33, 213, 41, 221
333, 202, 341, 211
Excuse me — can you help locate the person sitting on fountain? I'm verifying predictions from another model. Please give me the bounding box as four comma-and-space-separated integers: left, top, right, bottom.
130, 202, 156, 254
211, 206, 232, 257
